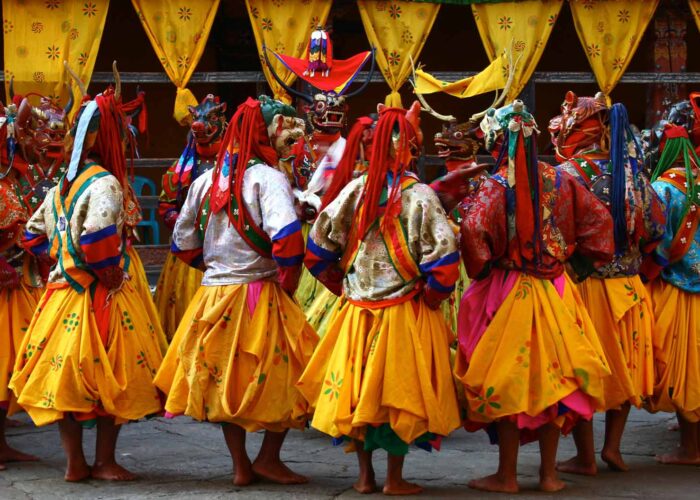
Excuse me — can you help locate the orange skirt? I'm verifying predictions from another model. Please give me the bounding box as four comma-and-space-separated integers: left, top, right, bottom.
577, 276, 654, 409
0, 283, 43, 413
646, 280, 700, 422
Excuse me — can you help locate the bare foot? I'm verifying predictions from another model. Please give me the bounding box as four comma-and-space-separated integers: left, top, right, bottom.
354, 470, 377, 494
383, 478, 423, 495
556, 455, 598, 476
668, 422, 680, 431
252, 458, 308, 484
468, 473, 519, 494
64, 461, 91, 482
0, 462, 6, 471
233, 459, 256, 486
539, 475, 566, 492
91, 461, 137, 481
601, 448, 629, 472
0, 445, 39, 463
656, 449, 700, 466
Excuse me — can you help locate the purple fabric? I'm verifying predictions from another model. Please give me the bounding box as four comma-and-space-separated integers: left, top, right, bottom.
457, 268, 518, 361
246, 280, 265, 317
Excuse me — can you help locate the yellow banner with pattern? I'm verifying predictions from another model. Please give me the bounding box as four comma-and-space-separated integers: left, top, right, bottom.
692, 0, 700, 33
131, 0, 221, 125
471, 0, 562, 102
414, 51, 507, 98
246, 0, 332, 104
570, 0, 659, 98
2, 0, 109, 109
358, 0, 440, 108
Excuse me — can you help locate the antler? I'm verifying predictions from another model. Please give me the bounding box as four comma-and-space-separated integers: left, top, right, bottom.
64, 60, 87, 98
112, 60, 121, 101
63, 83, 74, 116
409, 56, 456, 122
469, 45, 521, 122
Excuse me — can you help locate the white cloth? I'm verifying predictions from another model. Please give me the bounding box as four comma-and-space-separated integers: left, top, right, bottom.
174, 162, 299, 286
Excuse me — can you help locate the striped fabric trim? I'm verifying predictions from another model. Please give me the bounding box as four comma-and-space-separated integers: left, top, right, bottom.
272, 220, 302, 241
382, 215, 420, 283
305, 237, 341, 277
171, 240, 204, 268
271, 220, 304, 268
23, 230, 49, 255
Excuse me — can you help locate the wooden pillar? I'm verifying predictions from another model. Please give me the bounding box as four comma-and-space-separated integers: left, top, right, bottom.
647, 2, 687, 127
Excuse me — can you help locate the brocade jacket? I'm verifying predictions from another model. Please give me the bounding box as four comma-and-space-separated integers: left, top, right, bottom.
646, 168, 700, 293
171, 162, 304, 289
558, 155, 666, 278
304, 173, 460, 304
23, 163, 128, 290
460, 163, 615, 280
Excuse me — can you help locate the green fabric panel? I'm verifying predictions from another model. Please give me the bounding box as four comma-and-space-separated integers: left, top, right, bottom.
362, 424, 437, 456
364, 424, 410, 456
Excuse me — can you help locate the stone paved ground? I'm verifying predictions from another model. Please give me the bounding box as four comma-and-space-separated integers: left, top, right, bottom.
0, 409, 697, 499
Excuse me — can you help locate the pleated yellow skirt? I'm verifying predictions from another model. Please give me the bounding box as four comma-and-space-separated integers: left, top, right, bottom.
441, 261, 469, 333
456, 273, 610, 428
646, 279, 700, 422
9, 281, 164, 426
577, 276, 654, 409
294, 223, 322, 312
127, 247, 169, 354
304, 287, 340, 337
154, 252, 203, 342
0, 283, 43, 413
154, 281, 319, 431
297, 296, 461, 447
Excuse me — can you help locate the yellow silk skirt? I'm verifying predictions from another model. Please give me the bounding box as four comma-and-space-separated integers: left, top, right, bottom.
154, 281, 319, 431
646, 280, 700, 422
577, 276, 654, 409
441, 261, 469, 333
154, 253, 203, 342
127, 247, 169, 354
0, 283, 43, 413
9, 281, 164, 426
297, 297, 461, 446
294, 223, 322, 313
304, 287, 340, 337
455, 273, 610, 427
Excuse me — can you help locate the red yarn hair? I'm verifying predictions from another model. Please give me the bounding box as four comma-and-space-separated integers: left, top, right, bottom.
211, 98, 278, 232
89, 90, 130, 188
355, 106, 419, 239
321, 116, 374, 211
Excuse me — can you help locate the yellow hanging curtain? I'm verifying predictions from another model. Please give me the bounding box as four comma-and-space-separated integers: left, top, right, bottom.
472, 0, 563, 102
246, 0, 332, 104
358, 0, 440, 108
570, 0, 659, 99
413, 51, 507, 99
131, 0, 220, 125
692, 0, 700, 32
2, 0, 109, 109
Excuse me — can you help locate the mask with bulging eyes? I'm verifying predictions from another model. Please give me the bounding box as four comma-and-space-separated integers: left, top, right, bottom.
187, 94, 227, 146
268, 114, 306, 161
17, 96, 68, 162
306, 93, 347, 134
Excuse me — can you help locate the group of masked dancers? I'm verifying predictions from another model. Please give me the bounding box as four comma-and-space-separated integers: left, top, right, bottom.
0, 60, 698, 495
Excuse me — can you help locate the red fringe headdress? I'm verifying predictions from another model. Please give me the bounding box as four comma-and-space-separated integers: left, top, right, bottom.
355, 106, 419, 240
321, 115, 374, 211
210, 97, 278, 232
65, 89, 131, 190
